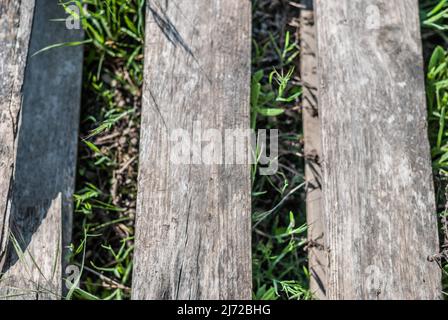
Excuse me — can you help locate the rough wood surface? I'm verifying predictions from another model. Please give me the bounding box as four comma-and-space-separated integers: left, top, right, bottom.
314, 0, 442, 299
0, 0, 83, 299
0, 0, 36, 270
300, 0, 326, 300
132, 0, 252, 299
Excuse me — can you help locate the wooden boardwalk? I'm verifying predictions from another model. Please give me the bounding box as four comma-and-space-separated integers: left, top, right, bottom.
314, 0, 441, 299
0, 0, 444, 300
0, 0, 83, 299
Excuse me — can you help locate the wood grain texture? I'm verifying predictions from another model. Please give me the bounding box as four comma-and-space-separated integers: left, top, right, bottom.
0, 0, 35, 270
314, 0, 441, 299
300, 0, 326, 300
132, 0, 252, 300
0, 0, 83, 299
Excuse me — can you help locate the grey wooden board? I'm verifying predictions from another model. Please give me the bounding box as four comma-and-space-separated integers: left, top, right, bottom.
132, 0, 252, 299
0, 0, 83, 299
314, 0, 442, 299
300, 0, 326, 300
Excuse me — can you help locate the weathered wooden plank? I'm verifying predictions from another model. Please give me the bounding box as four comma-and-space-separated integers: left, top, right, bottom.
0, 0, 83, 299
0, 0, 36, 270
132, 0, 252, 299
314, 0, 441, 299
300, 0, 326, 300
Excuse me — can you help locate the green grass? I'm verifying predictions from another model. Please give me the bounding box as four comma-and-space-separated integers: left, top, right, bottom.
58, 0, 448, 300
62, 0, 145, 300
251, 1, 310, 300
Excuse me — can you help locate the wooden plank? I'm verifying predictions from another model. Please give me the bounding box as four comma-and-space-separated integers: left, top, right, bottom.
300, 0, 326, 300
0, 0, 36, 270
314, 0, 441, 299
0, 0, 83, 299
132, 0, 252, 299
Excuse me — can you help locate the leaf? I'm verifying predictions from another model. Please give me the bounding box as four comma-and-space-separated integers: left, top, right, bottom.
257, 108, 284, 117
32, 39, 92, 57
428, 0, 448, 17
253, 69, 264, 83
83, 140, 101, 154
429, 46, 446, 73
